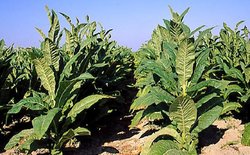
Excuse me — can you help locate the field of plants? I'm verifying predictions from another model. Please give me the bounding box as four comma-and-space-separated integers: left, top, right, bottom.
0, 6, 250, 155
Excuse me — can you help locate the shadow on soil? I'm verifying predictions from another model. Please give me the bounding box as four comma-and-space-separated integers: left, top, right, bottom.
63, 114, 139, 155
197, 125, 226, 153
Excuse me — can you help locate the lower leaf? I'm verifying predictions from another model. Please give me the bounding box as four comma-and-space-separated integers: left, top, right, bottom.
56, 127, 91, 149
148, 140, 179, 155
242, 123, 250, 146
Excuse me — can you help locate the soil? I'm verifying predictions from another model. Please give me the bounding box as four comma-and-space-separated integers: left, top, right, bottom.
1, 117, 250, 155
200, 117, 250, 155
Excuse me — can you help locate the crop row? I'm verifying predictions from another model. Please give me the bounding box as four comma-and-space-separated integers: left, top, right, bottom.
0, 6, 249, 155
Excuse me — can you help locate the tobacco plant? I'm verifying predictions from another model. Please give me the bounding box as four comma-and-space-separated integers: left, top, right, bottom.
0, 40, 36, 137
204, 22, 250, 115
214, 22, 250, 146
4, 7, 134, 154
130, 7, 226, 154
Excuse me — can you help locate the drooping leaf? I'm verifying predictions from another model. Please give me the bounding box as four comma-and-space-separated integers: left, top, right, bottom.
191, 49, 210, 84
192, 104, 222, 134
187, 79, 229, 92
148, 140, 179, 155
67, 95, 111, 121
55, 73, 95, 108
56, 127, 90, 148
130, 93, 156, 111
5, 129, 34, 150
7, 96, 46, 114
224, 65, 245, 82
130, 110, 143, 129
196, 93, 218, 109
221, 102, 242, 114
141, 126, 181, 155
32, 108, 60, 140
224, 84, 244, 99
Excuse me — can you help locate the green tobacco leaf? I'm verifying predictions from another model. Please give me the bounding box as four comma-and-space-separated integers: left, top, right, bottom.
34, 58, 56, 98
223, 84, 244, 99
5, 129, 34, 150
151, 86, 175, 104
241, 89, 250, 102
148, 140, 179, 155
130, 93, 156, 111
187, 79, 229, 92
67, 95, 111, 121
48, 10, 60, 42
60, 52, 82, 81
145, 60, 177, 93
176, 39, 195, 95
163, 41, 177, 65
141, 127, 180, 155
19, 134, 40, 151
169, 96, 197, 134
55, 73, 95, 107
35, 27, 46, 39
32, 108, 60, 140
145, 110, 164, 122
64, 28, 75, 56
222, 102, 242, 114
242, 123, 250, 146
196, 93, 218, 109
164, 149, 189, 155
56, 127, 90, 149
225, 66, 245, 83
7, 97, 46, 114
192, 104, 222, 134
130, 110, 143, 129
245, 67, 250, 83
191, 49, 210, 84
46, 38, 60, 71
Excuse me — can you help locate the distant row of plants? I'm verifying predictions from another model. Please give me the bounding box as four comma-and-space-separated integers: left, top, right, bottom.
0, 6, 249, 155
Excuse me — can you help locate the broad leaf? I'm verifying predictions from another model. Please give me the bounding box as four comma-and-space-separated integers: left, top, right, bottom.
141, 127, 181, 155
5, 129, 34, 150
34, 58, 56, 99
8, 96, 46, 114
32, 108, 60, 140
176, 39, 195, 95
187, 79, 229, 92
169, 96, 197, 134
196, 93, 218, 109
130, 93, 156, 111
164, 149, 189, 155
221, 102, 242, 114
191, 49, 210, 84
67, 95, 111, 121
148, 140, 179, 155
192, 104, 222, 134
55, 73, 95, 107
56, 127, 90, 148
130, 110, 143, 129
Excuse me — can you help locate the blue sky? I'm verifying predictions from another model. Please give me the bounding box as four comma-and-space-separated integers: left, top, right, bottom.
0, 0, 249, 51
